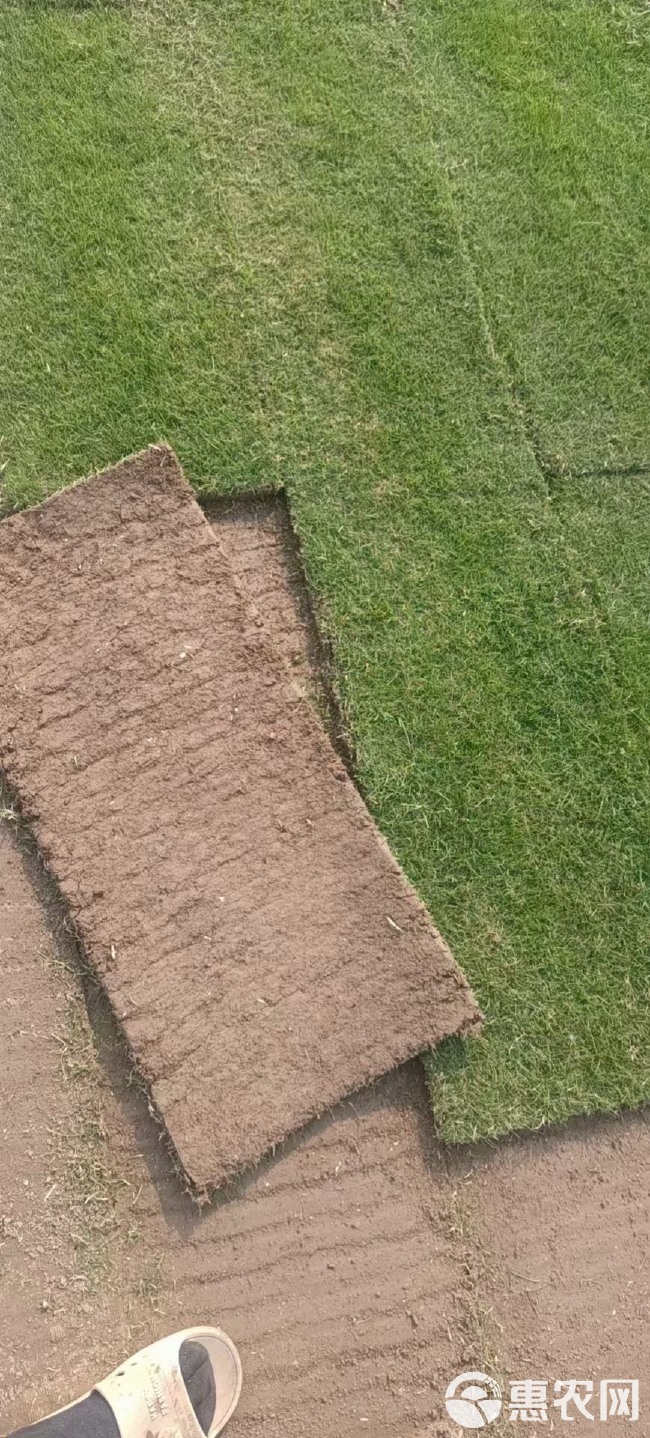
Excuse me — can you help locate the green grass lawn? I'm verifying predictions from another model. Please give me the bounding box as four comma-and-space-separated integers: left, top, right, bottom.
418, 0, 650, 475
1, 0, 648, 1142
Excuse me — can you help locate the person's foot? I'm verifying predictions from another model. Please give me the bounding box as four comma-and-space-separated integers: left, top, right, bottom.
12, 1341, 216, 1438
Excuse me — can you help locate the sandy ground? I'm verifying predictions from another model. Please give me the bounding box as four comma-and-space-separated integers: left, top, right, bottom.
1, 500, 649, 1437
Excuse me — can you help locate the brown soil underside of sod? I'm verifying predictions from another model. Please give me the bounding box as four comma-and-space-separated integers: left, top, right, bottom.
0, 446, 479, 1192
1, 502, 649, 1436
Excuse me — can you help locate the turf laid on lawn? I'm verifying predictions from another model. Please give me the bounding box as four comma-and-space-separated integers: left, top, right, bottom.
0, 5, 281, 506
416, 0, 650, 474
0, 0, 648, 1142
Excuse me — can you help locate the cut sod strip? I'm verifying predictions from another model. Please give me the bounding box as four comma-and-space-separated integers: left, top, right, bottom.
412, 0, 650, 474
0, 446, 479, 1190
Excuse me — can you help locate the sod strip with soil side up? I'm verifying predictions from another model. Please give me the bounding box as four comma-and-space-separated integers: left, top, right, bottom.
0, 444, 480, 1192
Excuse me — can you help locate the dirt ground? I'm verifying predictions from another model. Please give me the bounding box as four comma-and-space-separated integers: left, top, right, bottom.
1, 499, 649, 1437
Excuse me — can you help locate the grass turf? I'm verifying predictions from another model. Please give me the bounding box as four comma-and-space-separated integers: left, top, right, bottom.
416, 0, 650, 475
0, 0, 648, 1141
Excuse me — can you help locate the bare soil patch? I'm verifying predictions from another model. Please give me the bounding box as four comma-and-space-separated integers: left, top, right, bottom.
452, 1116, 650, 1430
0, 811, 161, 1428
0, 447, 478, 1193
0, 820, 81, 1424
